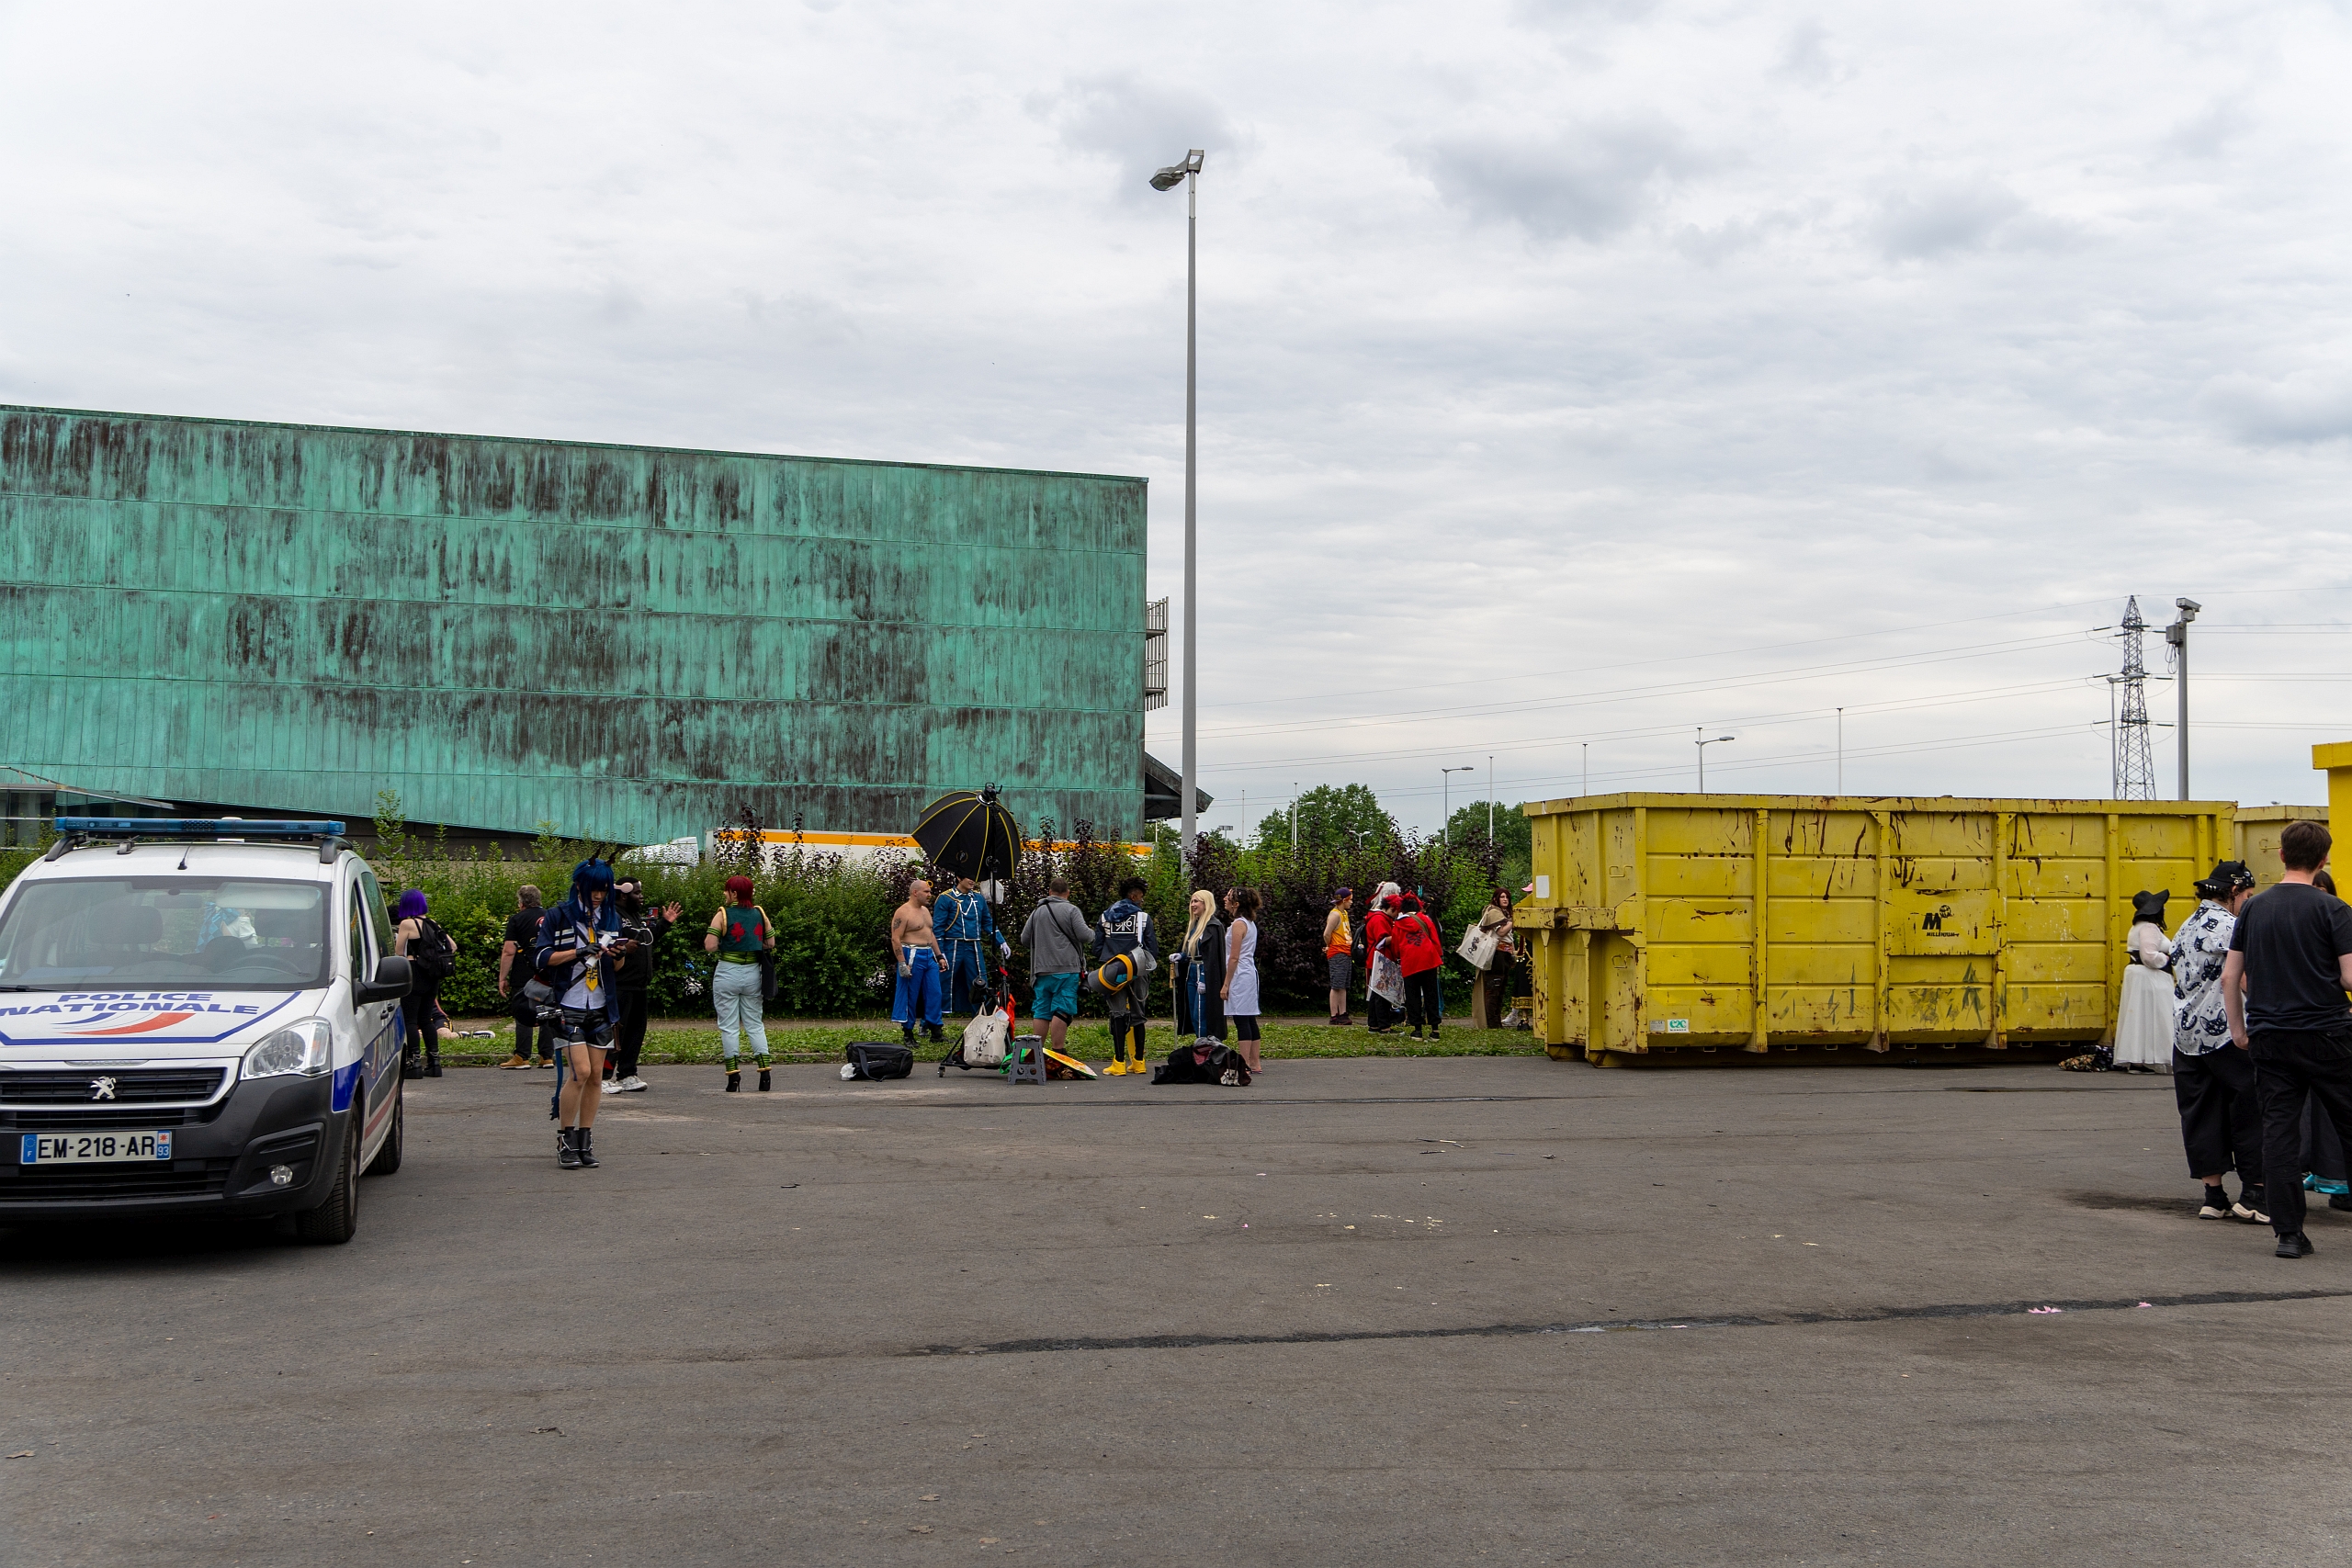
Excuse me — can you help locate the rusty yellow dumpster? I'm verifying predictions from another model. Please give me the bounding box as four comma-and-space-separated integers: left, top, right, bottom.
1514, 794, 2235, 1064
2233, 805, 2328, 891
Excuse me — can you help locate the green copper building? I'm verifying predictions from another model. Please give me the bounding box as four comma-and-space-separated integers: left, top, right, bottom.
0, 405, 1173, 850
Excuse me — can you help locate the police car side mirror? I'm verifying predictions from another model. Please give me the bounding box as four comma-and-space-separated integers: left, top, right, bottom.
356, 954, 414, 1005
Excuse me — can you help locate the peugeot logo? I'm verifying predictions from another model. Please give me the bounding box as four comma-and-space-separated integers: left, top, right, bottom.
89, 1076, 119, 1101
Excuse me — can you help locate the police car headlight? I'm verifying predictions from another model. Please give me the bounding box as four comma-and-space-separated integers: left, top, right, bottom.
242, 1019, 335, 1080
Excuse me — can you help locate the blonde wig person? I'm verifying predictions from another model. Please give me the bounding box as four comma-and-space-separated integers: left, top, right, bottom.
1175, 890, 1227, 1043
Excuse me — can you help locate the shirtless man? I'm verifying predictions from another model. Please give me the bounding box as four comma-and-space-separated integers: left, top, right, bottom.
891, 878, 948, 1045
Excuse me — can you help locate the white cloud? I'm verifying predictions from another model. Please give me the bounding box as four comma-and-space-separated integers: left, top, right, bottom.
1, 0, 2348, 827
1871, 177, 2025, 258
1414, 118, 1702, 243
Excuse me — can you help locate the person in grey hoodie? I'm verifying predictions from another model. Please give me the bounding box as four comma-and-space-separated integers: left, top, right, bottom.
1020, 876, 1092, 1062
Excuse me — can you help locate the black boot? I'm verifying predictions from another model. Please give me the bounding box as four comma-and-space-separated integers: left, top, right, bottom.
925, 1022, 943, 1044
424, 1048, 442, 1078
725, 1068, 741, 1093
401, 1052, 424, 1080
557, 1127, 581, 1169
573, 1127, 598, 1168
901, 1024, 917, 1046
757, 1068, 772, 1091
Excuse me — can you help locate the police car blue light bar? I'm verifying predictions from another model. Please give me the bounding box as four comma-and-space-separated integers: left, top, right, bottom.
52, 818, 347, 837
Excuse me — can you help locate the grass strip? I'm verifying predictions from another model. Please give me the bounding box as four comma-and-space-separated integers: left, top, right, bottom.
439, 1018, 1546, 1067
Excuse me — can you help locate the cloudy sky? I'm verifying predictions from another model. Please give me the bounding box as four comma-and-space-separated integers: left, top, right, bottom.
4, 1, 2348, 835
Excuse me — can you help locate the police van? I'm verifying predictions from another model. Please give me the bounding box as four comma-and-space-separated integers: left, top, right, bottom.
0, 818, 413, 1243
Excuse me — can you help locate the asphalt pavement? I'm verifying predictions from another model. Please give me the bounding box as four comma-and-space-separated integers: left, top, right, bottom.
5, 1055, 2347, 1566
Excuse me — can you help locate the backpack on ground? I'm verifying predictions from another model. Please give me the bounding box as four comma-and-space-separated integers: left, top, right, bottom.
843, 1041, 915, 1081
410, 916, 457, 982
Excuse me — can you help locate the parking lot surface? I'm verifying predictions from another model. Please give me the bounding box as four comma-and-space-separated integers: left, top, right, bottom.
6, 1056, 2347, 1566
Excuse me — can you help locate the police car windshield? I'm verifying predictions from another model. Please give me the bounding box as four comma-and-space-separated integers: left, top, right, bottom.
0, 877, 331, 990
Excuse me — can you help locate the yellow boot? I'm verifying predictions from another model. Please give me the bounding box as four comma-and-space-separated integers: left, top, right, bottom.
1104, 1055, 1128, 1077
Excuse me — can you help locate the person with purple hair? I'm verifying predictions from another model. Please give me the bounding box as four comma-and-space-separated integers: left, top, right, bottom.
535, 858, 626, 1169
391, 888, 453, 1078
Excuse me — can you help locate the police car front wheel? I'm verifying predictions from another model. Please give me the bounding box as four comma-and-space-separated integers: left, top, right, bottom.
293, 1113, 360, 1245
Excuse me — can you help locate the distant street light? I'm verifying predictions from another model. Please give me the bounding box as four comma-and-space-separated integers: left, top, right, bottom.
1695, 729, 1736, 793
2165, 597, 2201, 799
1442, 766, 1475, 844
1149, 148, 1206, 854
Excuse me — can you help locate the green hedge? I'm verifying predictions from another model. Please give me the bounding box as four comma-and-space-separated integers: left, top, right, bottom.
0, 814, 1518, 1021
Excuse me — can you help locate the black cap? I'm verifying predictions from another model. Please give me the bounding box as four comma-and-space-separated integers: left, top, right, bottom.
2195, 860, 2256, 897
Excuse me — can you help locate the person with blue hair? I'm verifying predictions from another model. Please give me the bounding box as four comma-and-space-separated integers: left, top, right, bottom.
535, 858, 627, 1169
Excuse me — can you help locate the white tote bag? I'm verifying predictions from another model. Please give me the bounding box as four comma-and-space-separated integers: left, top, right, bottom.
961, 1009, 1010, 1066
1458, 921, 1500, 971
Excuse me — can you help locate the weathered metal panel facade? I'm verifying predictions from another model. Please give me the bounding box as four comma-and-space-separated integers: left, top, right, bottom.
0, 406, 1148, 844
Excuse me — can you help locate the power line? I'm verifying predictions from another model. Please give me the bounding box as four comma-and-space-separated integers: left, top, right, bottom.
1207, 674, 2098, 774
1181, 597, 2124, 712
1193, 629, 2098, 741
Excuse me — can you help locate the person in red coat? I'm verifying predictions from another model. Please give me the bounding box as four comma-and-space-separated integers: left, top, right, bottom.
1363, 885, 1404, 1034
1393, 893, 1448, 1040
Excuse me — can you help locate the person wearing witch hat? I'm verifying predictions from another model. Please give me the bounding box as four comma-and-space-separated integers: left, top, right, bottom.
535, 857, 626, 1170
2111, 888, 2177, 1073
2168, 860, 2266, 1223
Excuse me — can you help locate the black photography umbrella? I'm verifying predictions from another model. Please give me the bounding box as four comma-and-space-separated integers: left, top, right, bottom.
912, 784, 1021, 883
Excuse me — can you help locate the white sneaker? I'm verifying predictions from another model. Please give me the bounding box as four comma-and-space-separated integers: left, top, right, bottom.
617, 1075, 650, 1093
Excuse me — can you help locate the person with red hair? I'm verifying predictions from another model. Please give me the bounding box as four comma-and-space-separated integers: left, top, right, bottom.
705, 874, 774, 1091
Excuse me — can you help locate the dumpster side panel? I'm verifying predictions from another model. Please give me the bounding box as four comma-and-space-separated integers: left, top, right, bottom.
2235, 806, 2328, 891
1518, 794, 2238, 1064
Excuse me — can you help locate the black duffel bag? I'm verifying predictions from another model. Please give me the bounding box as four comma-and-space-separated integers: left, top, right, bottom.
844, 1042, 915, 1081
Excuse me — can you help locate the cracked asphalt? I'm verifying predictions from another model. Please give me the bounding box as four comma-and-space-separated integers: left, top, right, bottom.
5, 1056, 2347, 1565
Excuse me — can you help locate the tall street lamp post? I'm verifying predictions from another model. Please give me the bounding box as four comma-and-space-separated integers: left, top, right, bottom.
1442, 766, 1475, 845
2165, 597, 2200, 799
1695, 729, 1736, 792
1150, 149, 1206, 855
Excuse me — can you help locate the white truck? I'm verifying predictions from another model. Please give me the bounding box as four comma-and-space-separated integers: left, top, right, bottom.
0, 818, 413, 1242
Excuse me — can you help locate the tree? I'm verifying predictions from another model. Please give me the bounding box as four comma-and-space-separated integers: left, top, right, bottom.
1253, 784, 1397, 854
1444, 800, 1532, 890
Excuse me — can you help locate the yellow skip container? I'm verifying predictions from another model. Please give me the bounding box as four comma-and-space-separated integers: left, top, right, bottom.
1514, 795, 2235, 1065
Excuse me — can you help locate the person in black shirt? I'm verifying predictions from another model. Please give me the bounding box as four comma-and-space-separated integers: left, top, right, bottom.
497, 886, 554, 1069
2223, 819, 2352, 1258
603, 879, 682, 1094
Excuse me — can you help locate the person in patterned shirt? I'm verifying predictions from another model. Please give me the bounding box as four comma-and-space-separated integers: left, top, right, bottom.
2170, 860, 2262, 1222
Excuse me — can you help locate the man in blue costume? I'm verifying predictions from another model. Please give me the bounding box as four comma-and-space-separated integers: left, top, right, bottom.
891, 878, 948, 1046
933, 874, 1009, 1015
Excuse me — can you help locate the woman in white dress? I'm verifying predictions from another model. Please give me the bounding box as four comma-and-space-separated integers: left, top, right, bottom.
2112, 889, 2177, 1072
1221, 886, 1262, 1081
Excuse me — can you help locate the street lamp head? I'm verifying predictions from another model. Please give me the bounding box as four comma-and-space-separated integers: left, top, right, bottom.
1148, 150, 1205, 191
1714, 735, 1736, 742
